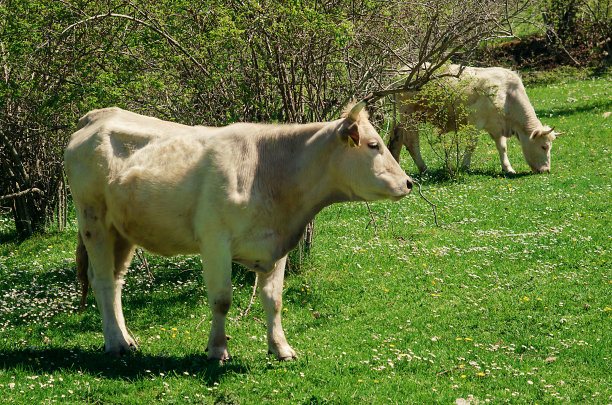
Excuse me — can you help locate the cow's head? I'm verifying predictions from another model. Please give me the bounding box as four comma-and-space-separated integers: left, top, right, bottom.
518, 125, 562, 173
332, 102, 413, 201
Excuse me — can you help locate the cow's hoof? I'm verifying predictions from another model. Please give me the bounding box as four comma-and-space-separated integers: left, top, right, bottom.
278, 353, 298, 361
104, 341, 138, 357
208, 355, 232, 365
206, 346, 231, 363
269, 346, 298, 361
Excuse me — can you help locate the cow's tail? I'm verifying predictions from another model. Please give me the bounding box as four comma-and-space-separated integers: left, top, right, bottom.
76, 232, 90, 310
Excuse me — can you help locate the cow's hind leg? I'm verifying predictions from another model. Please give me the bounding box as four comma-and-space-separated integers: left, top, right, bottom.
111, 232, 137, 351
402, 123, 427, 173
201, 242, 233, 362
388, 125, 404, 163
79, 205, 135, 356
258, 256, 297, 361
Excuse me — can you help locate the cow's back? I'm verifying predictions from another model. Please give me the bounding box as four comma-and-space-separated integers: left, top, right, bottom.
397, 65, 523, 132
65, 108, 220, 255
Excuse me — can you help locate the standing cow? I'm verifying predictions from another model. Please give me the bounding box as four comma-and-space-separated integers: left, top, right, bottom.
390, 64, 563, 174
64, 102, 412, 361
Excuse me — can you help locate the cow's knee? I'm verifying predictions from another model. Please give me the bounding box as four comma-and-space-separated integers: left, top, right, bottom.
114, 234, 135, 279
211, 296, 232, 315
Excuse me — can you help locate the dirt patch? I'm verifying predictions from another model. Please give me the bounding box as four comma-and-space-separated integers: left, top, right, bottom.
475, 33, 610, 70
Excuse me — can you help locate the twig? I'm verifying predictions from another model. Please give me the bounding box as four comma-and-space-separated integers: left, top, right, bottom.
126, 326, 139, 348
0, 188, 43, 202
413, 180, 440, 227
135, 248, 153, 279
196, 316, 208, 330
232, 274, 259, 323
252, 316, 267, 327
364, 202, 395, 234
364, 202, 378, 235
60, 13, 213, 79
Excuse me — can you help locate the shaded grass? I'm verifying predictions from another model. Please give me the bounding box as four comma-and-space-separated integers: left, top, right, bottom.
0, 73, 610, 403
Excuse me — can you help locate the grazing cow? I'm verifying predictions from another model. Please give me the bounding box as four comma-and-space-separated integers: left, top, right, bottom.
64, 103, 412, 361
390, 64, 563, 174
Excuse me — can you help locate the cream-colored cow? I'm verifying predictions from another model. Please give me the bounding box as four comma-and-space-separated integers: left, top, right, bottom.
390, 65, 562, 174
64, 103, 412, 362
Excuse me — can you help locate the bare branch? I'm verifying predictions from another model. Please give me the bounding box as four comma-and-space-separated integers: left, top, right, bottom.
60, 12, 214, 78
0, 188, 43, 202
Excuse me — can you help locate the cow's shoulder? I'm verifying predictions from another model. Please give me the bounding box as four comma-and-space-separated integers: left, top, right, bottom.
470, 66, 524, 90
76, 106, 127, 130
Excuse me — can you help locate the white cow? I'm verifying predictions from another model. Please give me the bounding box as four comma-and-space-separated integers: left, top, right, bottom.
390, 65, 562, 174
64, 103, 412, 362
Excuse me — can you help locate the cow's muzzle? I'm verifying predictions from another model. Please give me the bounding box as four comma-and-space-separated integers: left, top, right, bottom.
392, 177, 413, 200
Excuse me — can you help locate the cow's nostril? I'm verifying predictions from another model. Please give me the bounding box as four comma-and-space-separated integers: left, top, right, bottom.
406, 179, 413, 190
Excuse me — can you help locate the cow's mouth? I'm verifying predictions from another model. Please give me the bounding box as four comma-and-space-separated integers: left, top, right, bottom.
393, 178, 413, 199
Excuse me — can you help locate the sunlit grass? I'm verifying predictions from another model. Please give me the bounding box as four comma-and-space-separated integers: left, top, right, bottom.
0, 73, 610, 403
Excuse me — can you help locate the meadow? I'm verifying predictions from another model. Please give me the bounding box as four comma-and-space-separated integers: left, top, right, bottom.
0, 72, 610, 404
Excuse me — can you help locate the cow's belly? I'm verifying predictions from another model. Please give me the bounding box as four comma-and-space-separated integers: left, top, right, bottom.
117, 218, 199, 256
106, 174, 201, 256
111, 207, 200, 256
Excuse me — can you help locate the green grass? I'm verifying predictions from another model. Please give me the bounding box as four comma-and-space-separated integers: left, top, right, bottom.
1, 73, 610, 404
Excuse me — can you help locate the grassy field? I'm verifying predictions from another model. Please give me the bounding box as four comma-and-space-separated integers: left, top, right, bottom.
0, 72, 610, 404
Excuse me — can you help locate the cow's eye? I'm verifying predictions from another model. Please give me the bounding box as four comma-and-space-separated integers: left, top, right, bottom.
367, 141, 379, 150
541, 145, 548, 151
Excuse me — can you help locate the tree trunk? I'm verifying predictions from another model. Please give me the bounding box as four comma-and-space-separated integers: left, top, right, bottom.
12, 194, 33, 237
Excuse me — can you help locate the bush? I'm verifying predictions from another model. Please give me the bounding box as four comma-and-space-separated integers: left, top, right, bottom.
401, 74, 485, 177
0, 0, 534, 236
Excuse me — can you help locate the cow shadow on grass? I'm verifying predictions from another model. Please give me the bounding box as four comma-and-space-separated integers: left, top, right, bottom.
464, 168, 533, 179
411, 167, 533, 184
0, 346, 248, 385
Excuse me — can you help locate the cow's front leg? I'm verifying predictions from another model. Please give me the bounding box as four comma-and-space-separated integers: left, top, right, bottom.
201, 243, 233, 362
494, 136, 515, 174
461, 135, 479, 170
258, 256, 297, 361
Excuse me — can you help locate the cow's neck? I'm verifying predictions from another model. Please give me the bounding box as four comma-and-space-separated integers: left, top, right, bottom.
506, 85, 542, 137
255, 121, 350, 254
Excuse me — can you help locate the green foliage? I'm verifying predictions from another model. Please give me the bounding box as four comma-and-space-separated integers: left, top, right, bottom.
0, 73, 610, 404
1, 0, 533, 235
0, 0, 363, 236
542, 0, 583, 43
541, 0, 611, 64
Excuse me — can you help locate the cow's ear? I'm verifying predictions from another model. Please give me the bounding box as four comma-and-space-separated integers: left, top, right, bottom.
340, 121, 361, 147
530, 127, 554, 140
339, 101, 365, 147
